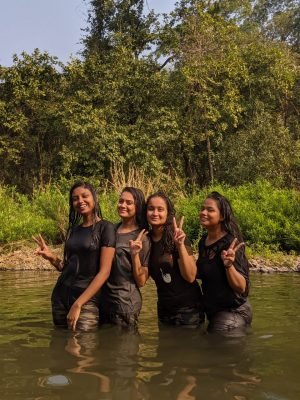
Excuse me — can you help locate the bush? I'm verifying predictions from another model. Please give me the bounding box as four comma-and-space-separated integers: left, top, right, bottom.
2, 180, 300, 253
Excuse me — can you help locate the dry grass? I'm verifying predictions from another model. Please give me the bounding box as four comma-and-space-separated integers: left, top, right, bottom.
108, 162, 186, 198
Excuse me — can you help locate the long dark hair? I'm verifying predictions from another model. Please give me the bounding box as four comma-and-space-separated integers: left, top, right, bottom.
121, 187, 147, 229
146, 191, 175, 253
65, 181, 102, 252
206, 191, 243, 241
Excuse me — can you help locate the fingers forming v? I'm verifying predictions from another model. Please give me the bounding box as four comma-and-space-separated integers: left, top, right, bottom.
179, 216, 184, 230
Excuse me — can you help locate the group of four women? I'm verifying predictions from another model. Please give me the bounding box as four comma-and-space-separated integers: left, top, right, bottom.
34, 182, 252, 334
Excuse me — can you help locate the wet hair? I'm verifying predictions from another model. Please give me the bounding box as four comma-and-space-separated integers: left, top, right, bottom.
121, 187, 147, 229
146, 191, 175, 253
206, 191, 243, 241
65, 182, 102, 254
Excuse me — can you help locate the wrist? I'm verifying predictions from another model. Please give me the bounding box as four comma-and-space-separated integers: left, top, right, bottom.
73, 300, 82, 309
51, 257, 63, 271
225, 263, 233, 270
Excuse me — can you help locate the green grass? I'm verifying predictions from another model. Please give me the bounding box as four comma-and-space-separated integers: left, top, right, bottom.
1, 180, 300, 254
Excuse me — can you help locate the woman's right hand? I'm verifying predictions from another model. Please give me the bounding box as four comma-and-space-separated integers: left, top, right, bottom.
32, 234, 54, 261
129, 229, 147, 256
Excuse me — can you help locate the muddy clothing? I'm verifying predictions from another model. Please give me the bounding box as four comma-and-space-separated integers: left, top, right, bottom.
51, 220, 116, 331
149, 238, 204, 326
197, 233, 252, 330
100, 228, 151, 327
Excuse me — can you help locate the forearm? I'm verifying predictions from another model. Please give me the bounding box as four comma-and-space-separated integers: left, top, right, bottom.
131, 253, 148, 287
49, 255, 63, 271
73, 247, 115, 307
74, 269, 110, 307
225, 265, 247, 294
177, 244, 197, 283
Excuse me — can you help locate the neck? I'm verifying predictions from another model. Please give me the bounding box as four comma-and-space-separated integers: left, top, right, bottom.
206, 225, 226, 242
151, 225, 164, 241
118, 218, 138, 233
82, 214, 100, 227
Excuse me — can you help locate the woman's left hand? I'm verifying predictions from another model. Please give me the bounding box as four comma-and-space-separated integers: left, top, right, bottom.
129, 229, 148, 256
221, 238, 245, 269
173, 216, 186, 246
67, 302, 82, 331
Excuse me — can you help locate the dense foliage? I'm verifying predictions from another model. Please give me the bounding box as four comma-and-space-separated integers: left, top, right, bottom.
0, 0, 299, 193
1, 181, 299, 253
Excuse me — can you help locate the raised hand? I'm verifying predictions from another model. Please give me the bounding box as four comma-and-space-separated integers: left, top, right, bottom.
129, 229, 148, 256
32, 234, 53, 261
221, 238, 245, 269
173, 216, 186, 246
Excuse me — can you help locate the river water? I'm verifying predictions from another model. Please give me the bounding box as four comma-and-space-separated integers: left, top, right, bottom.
0, 272, 299, 400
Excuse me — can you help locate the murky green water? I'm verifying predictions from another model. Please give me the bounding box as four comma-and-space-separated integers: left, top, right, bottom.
0, 272, 299, 400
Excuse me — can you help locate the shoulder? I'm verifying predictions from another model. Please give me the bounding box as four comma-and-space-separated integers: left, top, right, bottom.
97, 220, 116, 231
96, 220, 116, 245
198, 233, 207, 248
221, 233, 235, 248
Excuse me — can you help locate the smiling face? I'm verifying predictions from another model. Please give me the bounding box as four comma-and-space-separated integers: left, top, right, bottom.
118, 191, 136, 221
199, 198, 223, 229
146, 196, 168, 227
71, 186, 95, 217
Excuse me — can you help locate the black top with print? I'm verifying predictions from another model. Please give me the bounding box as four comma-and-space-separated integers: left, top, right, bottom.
149, 238, 202, 314
197, 233, 249, 318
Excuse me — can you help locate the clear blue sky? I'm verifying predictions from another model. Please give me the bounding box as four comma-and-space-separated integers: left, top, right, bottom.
0, 0, 176, 66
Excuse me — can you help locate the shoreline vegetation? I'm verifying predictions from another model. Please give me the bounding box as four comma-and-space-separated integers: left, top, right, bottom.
0, 244, 299, 273
1, 179, 300, 274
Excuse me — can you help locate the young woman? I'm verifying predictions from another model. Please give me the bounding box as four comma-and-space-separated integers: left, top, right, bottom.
33, 182, 115, 332
196, 191, 252, 332
131, 191, 204, 327
99, 187, 151, 329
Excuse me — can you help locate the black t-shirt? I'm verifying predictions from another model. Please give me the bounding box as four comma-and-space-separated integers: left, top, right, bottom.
64, 220, 116, 284
197, 233, 249, 318
148, 238, 202, 314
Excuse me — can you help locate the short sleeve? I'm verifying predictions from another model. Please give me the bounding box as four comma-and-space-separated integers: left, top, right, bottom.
234, 248, 249, 278
99, 221, 116, 248
234, 247, 250, 295
140, 236, 151, 267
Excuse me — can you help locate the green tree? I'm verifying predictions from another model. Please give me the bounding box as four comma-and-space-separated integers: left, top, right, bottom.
82, 0, 158, 57
0, 50, 66, 192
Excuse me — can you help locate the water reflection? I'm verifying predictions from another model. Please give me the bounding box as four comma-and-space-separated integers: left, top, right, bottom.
140, 326, 260, 400
1, 273, 300, 399
38, 327, 146, 400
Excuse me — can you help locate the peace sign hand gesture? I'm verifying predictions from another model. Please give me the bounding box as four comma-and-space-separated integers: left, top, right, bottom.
173, 216, 186, 246
129, 229, 148, 256
32, 234, 53, 261
221, 238, 245, 269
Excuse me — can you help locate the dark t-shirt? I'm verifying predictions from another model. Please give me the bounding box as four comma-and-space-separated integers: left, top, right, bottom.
148, 238, 202, 315
197, 233, 249, 318
64, 220, 116, 286
100, 228, 151, 314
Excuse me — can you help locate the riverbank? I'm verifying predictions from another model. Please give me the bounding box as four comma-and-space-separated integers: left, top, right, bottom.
0, 245, 299, 273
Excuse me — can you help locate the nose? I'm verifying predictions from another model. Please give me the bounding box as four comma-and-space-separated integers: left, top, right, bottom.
200, 209, 206, 217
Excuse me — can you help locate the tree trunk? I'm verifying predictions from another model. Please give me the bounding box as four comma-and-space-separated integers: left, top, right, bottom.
206, 133, 214, 185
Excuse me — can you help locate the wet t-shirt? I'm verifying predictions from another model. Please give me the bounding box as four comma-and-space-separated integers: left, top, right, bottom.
64, 220, 116, 286
197, 233, 249, 318
148, 238, 202, 314
100, 228, 151, 314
